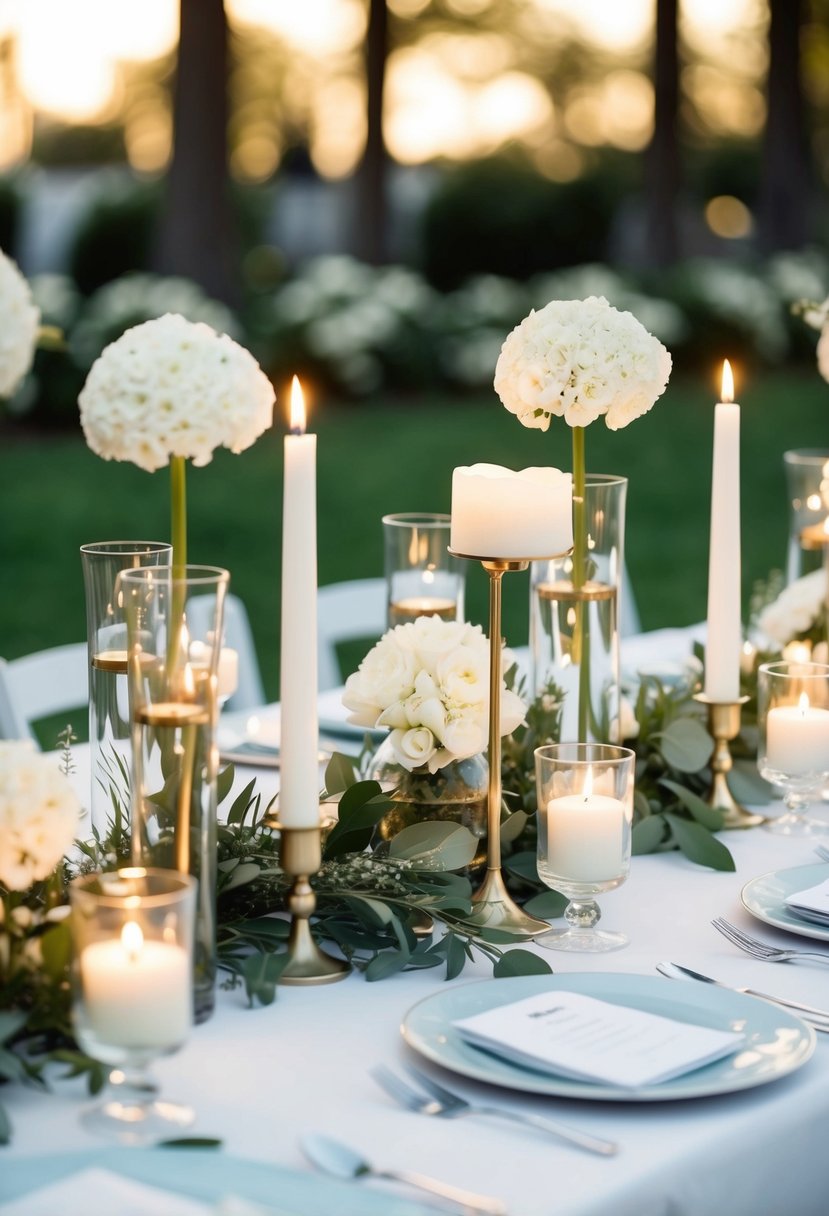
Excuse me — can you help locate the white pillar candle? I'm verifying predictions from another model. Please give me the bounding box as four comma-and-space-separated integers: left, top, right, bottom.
704, 360, 741, 701
546, 793, 627, 883
189, 642, 239, 700
766, 697, 829, 777
450, 464, 573, 559
279, 376, 320, 827
80, 922, 190, 1050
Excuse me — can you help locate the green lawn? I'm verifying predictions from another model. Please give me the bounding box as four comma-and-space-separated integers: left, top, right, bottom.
1, 368, 826, 703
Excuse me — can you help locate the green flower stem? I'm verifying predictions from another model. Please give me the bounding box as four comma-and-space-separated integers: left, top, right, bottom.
571, 426, 590, 742
170, 455, 187, 574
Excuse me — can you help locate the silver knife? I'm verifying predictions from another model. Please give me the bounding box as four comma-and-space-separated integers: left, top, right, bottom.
656, 962, 829, 1030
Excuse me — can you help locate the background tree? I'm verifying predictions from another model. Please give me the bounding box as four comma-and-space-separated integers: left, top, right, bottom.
356, 0, 389, 264
759, 0, 812, 252
645, 0, 680, 266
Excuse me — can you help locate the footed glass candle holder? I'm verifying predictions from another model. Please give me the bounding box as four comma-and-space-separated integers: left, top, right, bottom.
758, 661, 829, 836
70, 867, 196, 1143
534, 743, 634, 952
383, 512, 465, 626
119, 564, 229, 1022
783, 449, 829, 584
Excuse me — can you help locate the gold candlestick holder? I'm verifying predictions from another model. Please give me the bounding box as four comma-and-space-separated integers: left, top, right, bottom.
694, 693, 764, 829
449, 551, 566, 938
265, 817, 351, 985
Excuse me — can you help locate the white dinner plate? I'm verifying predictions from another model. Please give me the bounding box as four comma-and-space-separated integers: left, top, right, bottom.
741, 862, 829, 942
0, 1148, 435, 1215
401, 973, 815, 1102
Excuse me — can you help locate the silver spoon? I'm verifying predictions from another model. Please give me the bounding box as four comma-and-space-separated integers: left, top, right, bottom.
300, 1132, 507, 1215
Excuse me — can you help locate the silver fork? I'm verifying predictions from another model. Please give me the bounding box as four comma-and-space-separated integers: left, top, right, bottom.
814, 845, 829, 862
371, 1063, 619, 1157
712, 916, 829, 965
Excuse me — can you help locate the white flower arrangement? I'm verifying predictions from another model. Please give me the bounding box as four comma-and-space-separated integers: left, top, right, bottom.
757, 569, 828, 655
78, 312, 275, 473
0, 249, 40, 399
0, 742, 82, 891
343, 616, 526, 773
494, 295, 672, 432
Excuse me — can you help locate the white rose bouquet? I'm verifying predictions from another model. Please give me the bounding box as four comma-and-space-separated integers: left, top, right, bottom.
79, 313, 275, 565
757, 569, 828, 660
343, 616, 526, 773
494, 296, 672, 739
0, 249, 41, 399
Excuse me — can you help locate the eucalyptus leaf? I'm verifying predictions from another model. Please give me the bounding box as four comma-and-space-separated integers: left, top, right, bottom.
632, 814, 668, 854
217, 763, 235, 806
523, 889, 567, 918
227, 779, 258, 826
656, 717, 714, 772
40, 922, 72, 981
493, 949, 553, 977
389, 822, 477, 871
159, 1138, 223, 1149
324, 752, 357, 797
0, 1101, 9, 1145
0, 1048, 26, 1083
222, 862, 262, 891
241, 951, 287, 1006
499, 810, 528, 845
445, 934, 467, 981
664, 813, 735, 871
365, 949, 409, 981
660, 779, 724, 831
0, 1012, 27, 1045
727, 762, 774, 807
504, 851, 541, 882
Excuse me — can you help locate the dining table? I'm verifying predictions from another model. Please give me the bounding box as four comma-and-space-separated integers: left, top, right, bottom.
4, 627, 829, 1216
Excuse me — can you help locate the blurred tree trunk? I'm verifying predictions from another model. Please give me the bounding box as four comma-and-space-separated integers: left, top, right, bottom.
154, 0, 238, 304
759, 0, 811, 252
356, 0, 389, 264
644, 0, 680, 266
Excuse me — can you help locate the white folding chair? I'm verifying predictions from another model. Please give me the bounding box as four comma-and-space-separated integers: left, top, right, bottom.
620, 565, 641, 638
0, 643, 89, 745
317, 578, 386, 690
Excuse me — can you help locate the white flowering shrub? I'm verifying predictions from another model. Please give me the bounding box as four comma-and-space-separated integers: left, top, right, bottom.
494, 295, 672, 432
0, 249, 40, 399
79, 312, 275, 472
0, 743, 82, 891
342, 616, 525, 773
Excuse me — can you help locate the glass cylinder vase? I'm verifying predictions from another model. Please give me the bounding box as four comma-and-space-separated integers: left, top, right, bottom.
80, 541, 172, 840
370, 735, 488, 875
783, 449, 829, 584
119, 564, 229, 1023
382, 512, 465, 626
530, 474, 627, 744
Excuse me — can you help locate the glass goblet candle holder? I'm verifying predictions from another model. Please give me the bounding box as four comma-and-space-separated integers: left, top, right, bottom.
758, 661, 829, 836
534, 743, 635, 952
69, 867, 196, 1142
382, 512, 465, 626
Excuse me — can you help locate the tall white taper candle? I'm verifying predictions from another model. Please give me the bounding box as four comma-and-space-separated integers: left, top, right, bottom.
279, 376, 320, 827
704, 360, 741, 702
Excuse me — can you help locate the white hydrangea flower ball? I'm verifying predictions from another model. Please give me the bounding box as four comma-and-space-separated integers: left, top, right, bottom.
0, 249, 40, 398
494, 296, 672, 432
0, 742, 82, 891
78, 313, 276, 473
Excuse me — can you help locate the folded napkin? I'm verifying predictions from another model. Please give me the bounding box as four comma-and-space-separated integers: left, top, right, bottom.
453, 990, 744, 1089
0, 1168, 211, 1216
784, 877, 829, 924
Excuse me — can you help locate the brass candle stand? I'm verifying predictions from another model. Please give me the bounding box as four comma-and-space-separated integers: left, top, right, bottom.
694, 693, 764, 829
265, 816, 351, 985
449, 552, 563, 938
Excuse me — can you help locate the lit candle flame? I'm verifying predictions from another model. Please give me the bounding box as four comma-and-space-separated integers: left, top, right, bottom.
183, 662, 195, 698
289, 375, 306, 435
121, 920, 143, 961
721, 359, 734, 404
823, 517, 829, 537
583, 766, 594, 801
799, 692, 811, 715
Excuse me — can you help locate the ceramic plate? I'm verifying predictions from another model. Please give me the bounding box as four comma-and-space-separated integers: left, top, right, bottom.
0, 1148, 435, 1215
741, 862, 829, 942
401, 972, 815, 1102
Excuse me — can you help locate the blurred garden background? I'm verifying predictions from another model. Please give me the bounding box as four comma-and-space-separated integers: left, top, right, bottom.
1, 0, 828, 701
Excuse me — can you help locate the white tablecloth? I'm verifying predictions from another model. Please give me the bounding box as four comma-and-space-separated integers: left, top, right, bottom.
6, 626, 829, 1216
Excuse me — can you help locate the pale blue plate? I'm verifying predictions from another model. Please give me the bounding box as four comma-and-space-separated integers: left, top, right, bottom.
742, 862, 829, 942
0, 1147, 437, 1214
401, 973, 815, 1102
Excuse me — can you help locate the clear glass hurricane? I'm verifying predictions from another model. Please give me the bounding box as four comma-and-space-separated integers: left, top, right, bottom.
758, 661, 829, 836
534, 743, 635, 952
69, 867, 197, 1143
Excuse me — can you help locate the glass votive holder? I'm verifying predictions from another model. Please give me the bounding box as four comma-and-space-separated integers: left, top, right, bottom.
382, 512, 465, 626
534, 743, 635, 952
757, 660, 829, 836
783, 449, 829, 583
69, 866, 196, 1142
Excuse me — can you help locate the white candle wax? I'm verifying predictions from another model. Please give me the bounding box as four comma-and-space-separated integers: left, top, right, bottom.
766, 703, 829, 777
450, 464, 573, 559
80, 930, 190, 1050
189, 642, 239, 700
546, 794, 627, 883
279, 377, 320, 827
704, 362, 741, 701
